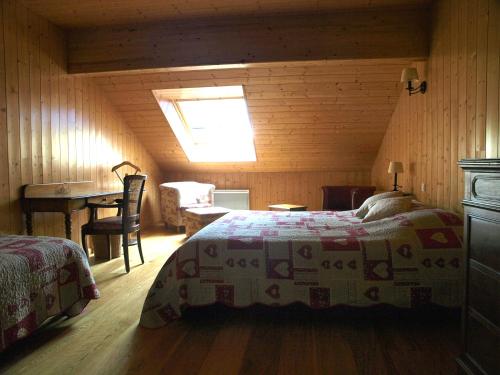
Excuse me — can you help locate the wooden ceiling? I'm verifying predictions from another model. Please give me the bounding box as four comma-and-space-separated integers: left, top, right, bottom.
92, 59, 411, 172
21, 0, 431, 28
19, 0, 428, 174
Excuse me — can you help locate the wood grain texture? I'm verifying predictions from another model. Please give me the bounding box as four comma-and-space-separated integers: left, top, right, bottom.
92, 59, 411, 173
67, 8, 429, 74
166, 171, 371, 211
371, 0, 500, 213
0, 0, 163, 241
19, 0, 431, 28
0, 227, 460, 375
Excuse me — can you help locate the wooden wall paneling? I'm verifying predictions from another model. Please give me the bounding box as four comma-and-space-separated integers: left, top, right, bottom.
17, 3, 31, 189
74, 77, 82, 181
0, 1, 164, 239
29, 11, 42, 187
4, 0, 22, 234
476, 0, 488, 159
67, 76, 76, 182
457, 0, 467, 213
82, 78, 89, 181
0, 1, 9, 233
441, 0, 451, 210
449, 0, 458, 212
59, 40, 69, 185
49, 18, 60, 185
485, 0, 499, 158
466, 0, 477, 159
95, 85, 102, 188
435, 0, 443, 207
425, 54, 432, 205
371, 0, 500, 213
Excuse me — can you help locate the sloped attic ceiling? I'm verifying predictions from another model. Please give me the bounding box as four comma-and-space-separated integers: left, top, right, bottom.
92, 59, 411, 172
18, 2, 426, 174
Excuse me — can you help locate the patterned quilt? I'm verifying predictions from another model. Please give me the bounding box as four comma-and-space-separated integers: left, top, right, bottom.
140, 209, 464, 328
0, 236, 99, 351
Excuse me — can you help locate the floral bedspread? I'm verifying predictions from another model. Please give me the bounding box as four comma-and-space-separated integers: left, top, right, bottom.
0, 236, 99, 351
140, 209, 464, 328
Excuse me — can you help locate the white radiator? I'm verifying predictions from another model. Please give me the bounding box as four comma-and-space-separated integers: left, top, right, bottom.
213, 189, 250, 210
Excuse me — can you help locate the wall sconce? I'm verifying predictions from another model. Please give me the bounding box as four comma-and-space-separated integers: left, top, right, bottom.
388, 161, 404, 191
401, 67, 427, 96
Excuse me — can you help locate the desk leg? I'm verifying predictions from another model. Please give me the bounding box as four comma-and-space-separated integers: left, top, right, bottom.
26, 212, 33, 235
64, 213, 72, 240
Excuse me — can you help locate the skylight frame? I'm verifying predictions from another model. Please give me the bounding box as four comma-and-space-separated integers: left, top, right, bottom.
152, 86, 257, 163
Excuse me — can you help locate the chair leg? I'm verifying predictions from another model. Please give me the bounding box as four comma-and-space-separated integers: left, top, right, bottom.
81, 230, 89, 258
137, 231, 145, 264
106, 235, 111, 260
123, 233, 130, 273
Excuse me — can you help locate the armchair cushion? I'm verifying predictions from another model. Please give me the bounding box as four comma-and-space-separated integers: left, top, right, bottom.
159, 181, 215, 227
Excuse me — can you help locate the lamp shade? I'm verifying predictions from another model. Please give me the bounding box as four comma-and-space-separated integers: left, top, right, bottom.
388, 161, 404, 174
401, 67, 419, 82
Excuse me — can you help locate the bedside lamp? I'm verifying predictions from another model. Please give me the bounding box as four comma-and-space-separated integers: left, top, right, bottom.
388, 161, 404, 191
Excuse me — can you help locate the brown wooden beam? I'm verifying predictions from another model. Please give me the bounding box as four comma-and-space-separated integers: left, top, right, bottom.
68, 7, 430, 74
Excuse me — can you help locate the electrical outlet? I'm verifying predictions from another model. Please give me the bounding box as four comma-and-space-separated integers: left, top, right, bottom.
421, 183, 426, 192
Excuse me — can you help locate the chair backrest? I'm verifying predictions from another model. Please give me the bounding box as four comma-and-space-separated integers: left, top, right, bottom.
322, 185, 376, 211
351, 186, 377, 209
123, 174, 147, 228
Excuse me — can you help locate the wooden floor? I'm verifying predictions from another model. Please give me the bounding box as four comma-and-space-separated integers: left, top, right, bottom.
0, 227, 461, 375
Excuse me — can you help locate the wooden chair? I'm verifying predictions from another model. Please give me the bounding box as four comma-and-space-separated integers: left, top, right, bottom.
81, 175, 147, 273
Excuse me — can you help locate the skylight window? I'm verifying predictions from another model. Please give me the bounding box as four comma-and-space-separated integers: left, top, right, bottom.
153, 86, 256, 162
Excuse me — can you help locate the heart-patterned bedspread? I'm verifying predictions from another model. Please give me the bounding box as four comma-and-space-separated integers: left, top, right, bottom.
0, 235, 99, 351
140, 208, 464, 328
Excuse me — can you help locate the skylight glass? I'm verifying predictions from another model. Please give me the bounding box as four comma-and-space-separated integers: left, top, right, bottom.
153, 86, 256, 163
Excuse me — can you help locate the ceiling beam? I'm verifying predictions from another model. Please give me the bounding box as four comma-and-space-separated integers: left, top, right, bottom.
68, 7, 429, 74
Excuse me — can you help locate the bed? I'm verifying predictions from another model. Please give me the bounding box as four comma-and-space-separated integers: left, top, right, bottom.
0, 235, 99, 351
140, 208, 464, 328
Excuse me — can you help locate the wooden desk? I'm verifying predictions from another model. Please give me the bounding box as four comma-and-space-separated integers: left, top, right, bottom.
268, 204, 307, 211
22, 182, 122, 239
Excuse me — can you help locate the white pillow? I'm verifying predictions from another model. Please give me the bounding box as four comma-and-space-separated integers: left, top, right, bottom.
355, 191, 403, 218
362, 197, 413, 223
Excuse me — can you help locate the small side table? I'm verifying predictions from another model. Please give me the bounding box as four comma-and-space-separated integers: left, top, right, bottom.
184, 206, 231, 237
268, 204, 307, 211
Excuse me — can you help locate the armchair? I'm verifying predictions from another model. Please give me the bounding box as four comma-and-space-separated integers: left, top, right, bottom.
159, 181, 215, 231
322, 185, 376, 211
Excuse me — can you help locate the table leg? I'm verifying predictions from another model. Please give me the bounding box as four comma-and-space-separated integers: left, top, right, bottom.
26, 212, 33, 235
64, 213, 72, 240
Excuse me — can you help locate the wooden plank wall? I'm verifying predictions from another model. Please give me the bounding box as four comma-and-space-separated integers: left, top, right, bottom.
165, 171, 371, 211
371, 0, 500, 213
0, 0, 163, 242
